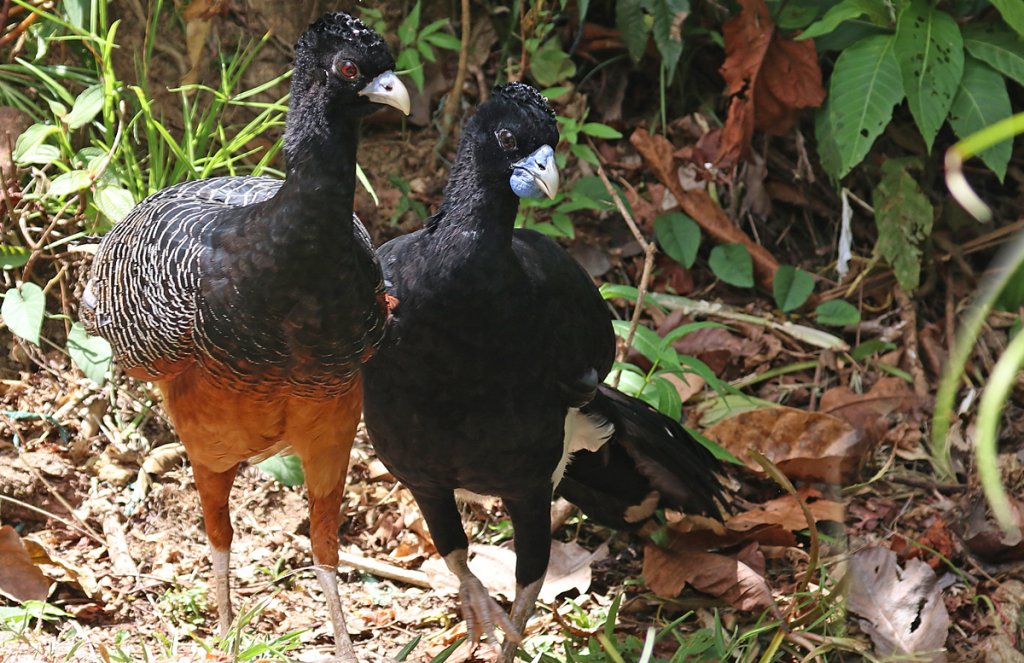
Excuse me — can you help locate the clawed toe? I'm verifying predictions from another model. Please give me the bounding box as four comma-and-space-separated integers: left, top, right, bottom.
459, 575, 519, 654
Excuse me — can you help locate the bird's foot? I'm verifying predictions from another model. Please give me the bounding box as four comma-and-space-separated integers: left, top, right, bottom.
458, 574, 519, 656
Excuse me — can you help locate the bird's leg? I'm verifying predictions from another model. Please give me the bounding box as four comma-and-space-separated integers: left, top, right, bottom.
308, 480, 357, 662
499, 489, 552, 663
443, 549, 518, 655
414, 489, 516, 652
192, 462, 240, 637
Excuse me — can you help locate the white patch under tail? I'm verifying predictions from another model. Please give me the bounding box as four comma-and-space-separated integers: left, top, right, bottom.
551, 408, 615, 487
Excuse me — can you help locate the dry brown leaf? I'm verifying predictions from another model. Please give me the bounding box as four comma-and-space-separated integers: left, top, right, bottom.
663, 514, 798, 548
847, 546, 950, 662
421, 540, 607, 602
22, 538, 96, 597
957, 493, 1024, 563
0, 525, 51, 603
141, 442, 186, 476
819, 377, 919, 447
643, 537, 775, 613
180, 0, 230, 85
0, 106, 31, 179
706, 406, 868, 483
726, 487, 844, 533
717, 0, 824, 168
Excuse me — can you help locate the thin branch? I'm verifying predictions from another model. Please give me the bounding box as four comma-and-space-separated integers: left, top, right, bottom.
593, 153, 656, 388
440, 0, 471, 145
336, 550, 430, 588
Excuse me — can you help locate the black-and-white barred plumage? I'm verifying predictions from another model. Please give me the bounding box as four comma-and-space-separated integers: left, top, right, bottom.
81, 175, 386, 396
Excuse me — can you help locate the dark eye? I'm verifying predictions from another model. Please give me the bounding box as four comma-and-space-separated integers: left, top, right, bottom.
496, 129, 516, 151
336, 60, 359, 79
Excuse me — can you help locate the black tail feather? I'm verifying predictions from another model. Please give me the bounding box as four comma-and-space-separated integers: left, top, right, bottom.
556, 384, 726, 529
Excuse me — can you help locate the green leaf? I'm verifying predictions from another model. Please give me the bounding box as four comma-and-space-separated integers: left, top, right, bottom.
93, 184, 136, 223
48, 170, 92, 197
530, 39, 576, 87
569, 143, 599, 166
651, 0, 688, 79
652, 375, 683, 421
893, 0, 964, 151
424, 32, 461, 51
67, 322, 111, 385
798, 0, 875, 40
993, 0, 1024, 39
775, 0, 822, 30
396, 49, 424, 92
62, 0, 90, 30
708, 243, 754, 288
815, 299, 860, 326
13, 124, 59, 166
580, 122, 623, 139
397, 1, 421, 47
850, 338, 897, 361
653, 212, 700, 268
256, 455, 305, 487
825, 35, 904, 178
963, 23, 1024, 88
65, 84, 104, 130
949, 57, 1013, 181
616, 0, 650, 63
541, 86, 571, 99
611, 320, 677, 367
872, 160, 933, 292
0, 245, 30, 269
2, 283, 45, 345
772, 265, 815, 312
419, 18, 449, 37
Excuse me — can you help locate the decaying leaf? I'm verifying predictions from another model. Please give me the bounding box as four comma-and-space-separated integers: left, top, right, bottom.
422, 540, 607, 603
180, 0, 230, 85
847, 546, 950, 662
819, 377, 919, 448
726, 487, 844, 533
0, 106, 31, 179
706, 406, 868, 483
643, 534, 776, 613
0, 525, 51, 602
717, 0, 824, 168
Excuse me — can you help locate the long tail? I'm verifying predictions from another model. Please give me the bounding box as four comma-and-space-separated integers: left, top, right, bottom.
556, 384, 726, 529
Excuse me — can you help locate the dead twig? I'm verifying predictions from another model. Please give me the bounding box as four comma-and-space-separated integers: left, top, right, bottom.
439, 0, 471, 148
593, 154, 656, 388
336, 550, 431, 588
894, 287, 929, 397
101, 513, 140, 577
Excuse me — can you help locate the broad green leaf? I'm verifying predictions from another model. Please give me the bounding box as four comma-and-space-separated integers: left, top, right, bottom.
653, 212, 700, 268
772, 265, 815, 312
48, 170, 92, 197
2, 283, 45, 345
963, 23, 1024, 87
850, 338, 897, 361
541, 86, 571, 99
708, 243, 753, 288
94, 184, 136, 223
396, 49, 423, 92
569, 143, 599, 166
814, 96, 843, 180
993, 0, 1024, 39
0, 246, 30, 269
530, 39, 576, 87
65, 84, 104, 130
67, 322, 111, 385
798, 0, 881, 40
651, 0, 688, 79
580, 123, 623, 139
13, 124, 59, 166
872, 161, 933, 292
825, 35, 903, 178
424, 32, 461, 51
815, 299, 860, 326
652, 375, 683, 421
419, 18, 449, 37
612, 320, 677, 367
63, 0, 90, 30
949, 57, 1012, 181
397, 1, 421, 47
893, 0, 964, 151
775, 0, 822, 30
256, 455, 305, 487
616, 0, 650, 63
418, 40, 437, 64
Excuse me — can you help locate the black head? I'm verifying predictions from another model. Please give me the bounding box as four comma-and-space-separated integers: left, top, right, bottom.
456, 82, 560, 197
290, 12, 410, 117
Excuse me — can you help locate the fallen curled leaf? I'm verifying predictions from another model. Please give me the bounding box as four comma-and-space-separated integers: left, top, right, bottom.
421, 540, 607, 603
141, 442, 186, 476
643, 535, 776, 613
705, 406, 869, 484
22, 537, 97, 597
717, 0, 824, 168
847, 546, 950, 662
0, 106, 31, 179
180, 0, 230, 85
726, 487, 844, 533
820, 377, 920, 447
0, 525, 51, 603
957, 493, 1024, 563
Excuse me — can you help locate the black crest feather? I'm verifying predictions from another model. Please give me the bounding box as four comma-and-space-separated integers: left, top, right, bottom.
492, 82, 555, 123
296, 12, 385, 53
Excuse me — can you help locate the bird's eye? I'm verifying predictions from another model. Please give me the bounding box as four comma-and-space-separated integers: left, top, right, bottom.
335, 60, 360, 80
496, 129, 516, 151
